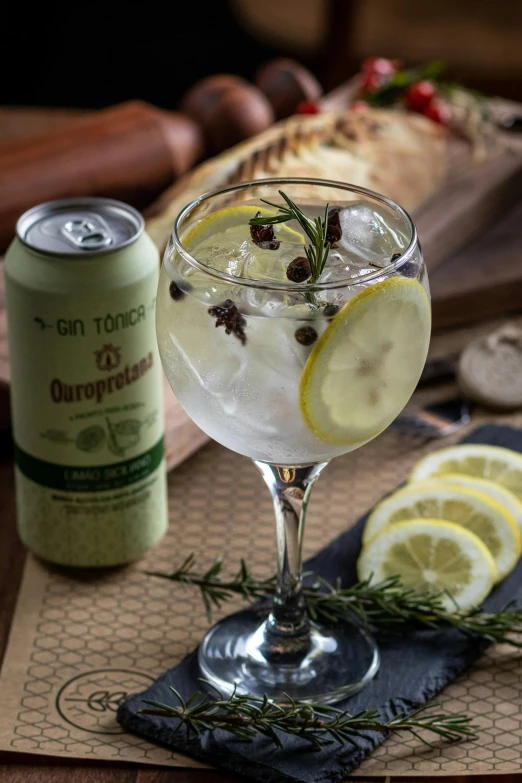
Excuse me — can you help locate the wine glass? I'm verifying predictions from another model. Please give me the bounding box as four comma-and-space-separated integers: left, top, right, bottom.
156, 178, 430, 703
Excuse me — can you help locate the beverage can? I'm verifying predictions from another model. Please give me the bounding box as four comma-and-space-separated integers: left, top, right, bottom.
5, 197, 168, 566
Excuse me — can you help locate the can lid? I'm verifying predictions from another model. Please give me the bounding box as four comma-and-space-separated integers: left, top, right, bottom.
16, 197, 144, 257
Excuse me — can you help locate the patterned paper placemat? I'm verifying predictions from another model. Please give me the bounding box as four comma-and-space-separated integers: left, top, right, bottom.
2, 391, 522, 776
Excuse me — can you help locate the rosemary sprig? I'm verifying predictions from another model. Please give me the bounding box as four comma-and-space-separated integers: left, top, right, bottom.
147, 553, 276, 622
249, 190, 330, 283
147, 555, 522, 648
139, 680, 477, 751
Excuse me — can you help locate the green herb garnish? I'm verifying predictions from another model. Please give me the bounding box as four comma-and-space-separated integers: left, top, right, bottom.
249, 191, 331, 284
140, 680, 477, 750
147, 553, 522, 647
142, 555, 521, 750
363, 60, 445, 107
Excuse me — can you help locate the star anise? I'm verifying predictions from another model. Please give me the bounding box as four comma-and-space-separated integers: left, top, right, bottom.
208, 300, 247, 345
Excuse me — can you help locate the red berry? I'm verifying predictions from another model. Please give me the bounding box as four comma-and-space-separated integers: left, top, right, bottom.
361, 57, 401, 94
403, 80, 437, 112
362, 57, 400, 76
424, 99, 451, 126
351, 100, 368, 112
362, 72, 386, 94
296, 100, 321, 115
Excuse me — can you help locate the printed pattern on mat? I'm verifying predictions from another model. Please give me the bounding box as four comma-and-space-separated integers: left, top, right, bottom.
3, 405, 522, 774
359, 643, 522, 775
9, 566, 206, 763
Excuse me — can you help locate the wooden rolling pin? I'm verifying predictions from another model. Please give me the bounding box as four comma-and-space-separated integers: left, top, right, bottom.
0, 101, 204, 252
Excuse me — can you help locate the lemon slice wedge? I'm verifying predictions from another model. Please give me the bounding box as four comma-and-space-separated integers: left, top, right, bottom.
180, 205, 305, 281
363, 482, 520, 581
183, 205, 305, 247
357, 519, 496, 610
426, 474, 522, 534
165, 204, 305, 285
299, 277, 431, 445
410, 445, 522, 502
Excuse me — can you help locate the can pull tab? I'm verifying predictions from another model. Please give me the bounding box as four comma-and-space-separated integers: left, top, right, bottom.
61, 218, 113, 250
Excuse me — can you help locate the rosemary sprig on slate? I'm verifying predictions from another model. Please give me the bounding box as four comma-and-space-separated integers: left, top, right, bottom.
139, 681, 477, 750
249, 191, 330, 283
147, 554, 522, 647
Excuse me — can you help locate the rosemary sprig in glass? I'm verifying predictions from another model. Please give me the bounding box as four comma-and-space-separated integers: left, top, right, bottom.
248, 190, 331, 283
139, 680, 477, 751
147, 554, 522, 648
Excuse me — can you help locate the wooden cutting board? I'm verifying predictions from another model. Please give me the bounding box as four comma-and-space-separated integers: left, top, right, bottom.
431, 198, 522, 329
322, 83, 522, 274
0, 97, 521, 468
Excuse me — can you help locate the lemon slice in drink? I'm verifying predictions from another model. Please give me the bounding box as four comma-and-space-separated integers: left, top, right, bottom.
427, 474, 522, 534
357, 519, 496, 610
182, 205, 305, 280
299, 277, 431, 445
363, 482, 520, 581
410, 445, 522, 502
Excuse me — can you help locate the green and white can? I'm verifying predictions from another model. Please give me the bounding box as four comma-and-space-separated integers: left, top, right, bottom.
5, 197, 168, 567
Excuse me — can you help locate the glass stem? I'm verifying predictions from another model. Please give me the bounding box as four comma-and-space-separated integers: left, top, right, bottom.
254, 461, 328, 659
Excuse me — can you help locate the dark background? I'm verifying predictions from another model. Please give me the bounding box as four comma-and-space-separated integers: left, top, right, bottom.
1, 4, 278, 109
2, 0, 521, 109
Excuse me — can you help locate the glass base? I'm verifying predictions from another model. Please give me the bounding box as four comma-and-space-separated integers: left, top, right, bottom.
198, 608, 380, 705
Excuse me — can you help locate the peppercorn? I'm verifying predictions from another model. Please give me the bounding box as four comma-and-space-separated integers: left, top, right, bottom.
295, 326, 318, 345
400, 261, 418, 278
323, 303, 340, 317
391, 252, 417, 278
287, 257, 311, 282
169, 281, 185, 301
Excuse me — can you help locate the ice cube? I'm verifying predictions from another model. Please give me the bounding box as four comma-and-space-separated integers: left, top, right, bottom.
243, 239, 302, 282
239, 239, 307, 313
195, 238, 252, 277
318, 249, 375, 284
195, 231, 303, 284
247, 314, 314, 382
334, 202, 409, 270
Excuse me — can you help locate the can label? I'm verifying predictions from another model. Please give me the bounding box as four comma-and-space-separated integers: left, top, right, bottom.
7, 260, 167, 566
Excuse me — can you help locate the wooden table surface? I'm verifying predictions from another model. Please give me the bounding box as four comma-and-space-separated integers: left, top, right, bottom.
1, 106, 521, 783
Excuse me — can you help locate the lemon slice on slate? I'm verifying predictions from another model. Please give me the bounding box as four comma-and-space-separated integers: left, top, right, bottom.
363, 482, 520, 581
299, 277, 431, 445
428, 474, 522, 534
357, 519, 496, 610
410, 445, 522, 502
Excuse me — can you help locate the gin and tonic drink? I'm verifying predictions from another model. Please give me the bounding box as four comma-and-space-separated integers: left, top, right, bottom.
157, 179, 430, 703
